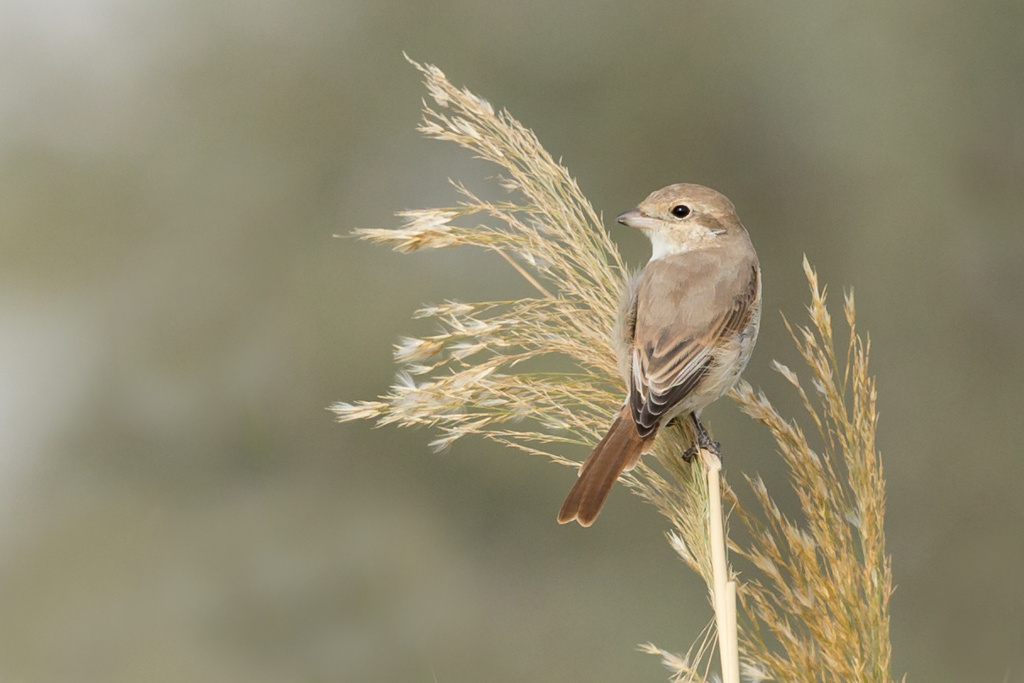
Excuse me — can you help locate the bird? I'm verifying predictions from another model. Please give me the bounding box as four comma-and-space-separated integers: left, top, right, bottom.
557, 183, 761, 527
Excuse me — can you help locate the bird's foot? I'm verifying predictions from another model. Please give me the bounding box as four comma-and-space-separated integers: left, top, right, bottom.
676, 414, 722, 462
691, 414, 722, 459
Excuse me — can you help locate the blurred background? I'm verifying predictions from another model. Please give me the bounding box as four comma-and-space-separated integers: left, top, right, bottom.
0, 0, 1021, 680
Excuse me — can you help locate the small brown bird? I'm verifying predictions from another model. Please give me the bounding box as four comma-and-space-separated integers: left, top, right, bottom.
558, 183, 761, 526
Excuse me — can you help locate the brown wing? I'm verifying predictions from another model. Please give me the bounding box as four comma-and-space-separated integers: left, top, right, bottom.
629, 257, 758, 438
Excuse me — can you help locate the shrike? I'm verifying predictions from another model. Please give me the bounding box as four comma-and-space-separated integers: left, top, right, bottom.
558, 184, 761, 527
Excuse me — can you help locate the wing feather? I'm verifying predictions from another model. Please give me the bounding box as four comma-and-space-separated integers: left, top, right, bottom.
628, 260, 758, 438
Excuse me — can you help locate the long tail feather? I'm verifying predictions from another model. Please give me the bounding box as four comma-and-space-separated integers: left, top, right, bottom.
557, 407, 650, 526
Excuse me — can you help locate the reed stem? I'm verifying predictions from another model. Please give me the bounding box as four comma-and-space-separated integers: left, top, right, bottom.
701, 448, 738, 683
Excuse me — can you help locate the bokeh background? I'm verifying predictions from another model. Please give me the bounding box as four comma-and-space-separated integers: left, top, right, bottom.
1, 0, 1021, 681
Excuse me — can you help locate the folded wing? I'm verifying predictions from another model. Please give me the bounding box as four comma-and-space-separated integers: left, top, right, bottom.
629, 256, 759, 438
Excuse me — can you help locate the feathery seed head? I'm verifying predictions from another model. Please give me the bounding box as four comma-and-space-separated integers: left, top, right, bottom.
336, 59, 894, 683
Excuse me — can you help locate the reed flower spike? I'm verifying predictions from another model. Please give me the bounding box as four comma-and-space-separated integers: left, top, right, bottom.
333, 57, 896, 683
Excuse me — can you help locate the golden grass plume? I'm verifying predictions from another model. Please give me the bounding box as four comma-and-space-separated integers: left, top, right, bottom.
333, 58, 896, 683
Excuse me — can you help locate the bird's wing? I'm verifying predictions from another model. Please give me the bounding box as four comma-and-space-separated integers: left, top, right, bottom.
629, 259, 758, 438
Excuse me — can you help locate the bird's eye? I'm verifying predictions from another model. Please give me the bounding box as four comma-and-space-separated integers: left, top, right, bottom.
670, 205, 691, 218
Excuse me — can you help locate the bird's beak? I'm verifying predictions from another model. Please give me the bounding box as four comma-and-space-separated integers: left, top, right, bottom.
616, 208, 642, 226
616, 208, 658, 230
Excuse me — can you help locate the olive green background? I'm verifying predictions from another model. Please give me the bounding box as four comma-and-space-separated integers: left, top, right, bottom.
1, 1, 1021, 681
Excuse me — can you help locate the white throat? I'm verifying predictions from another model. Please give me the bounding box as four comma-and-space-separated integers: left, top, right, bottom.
646, 228, 716, 261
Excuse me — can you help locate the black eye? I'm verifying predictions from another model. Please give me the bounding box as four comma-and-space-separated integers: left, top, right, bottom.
670, 205, 691, 218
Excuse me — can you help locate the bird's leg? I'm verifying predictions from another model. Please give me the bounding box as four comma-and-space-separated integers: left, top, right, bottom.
692, 413, 721, 456
681, 412, 721, 462
670, 415, 697, 462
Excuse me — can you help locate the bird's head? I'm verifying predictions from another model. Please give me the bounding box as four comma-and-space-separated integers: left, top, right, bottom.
617, 183, 745, 259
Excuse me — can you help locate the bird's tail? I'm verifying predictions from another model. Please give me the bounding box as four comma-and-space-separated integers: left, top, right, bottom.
557, 407, 651, 526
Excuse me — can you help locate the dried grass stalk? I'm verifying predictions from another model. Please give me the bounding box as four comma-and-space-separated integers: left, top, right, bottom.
333, 57, 896, 683
728, 261, 894, 682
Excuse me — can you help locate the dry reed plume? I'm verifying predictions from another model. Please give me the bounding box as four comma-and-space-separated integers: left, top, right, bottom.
333, 58, 896, 683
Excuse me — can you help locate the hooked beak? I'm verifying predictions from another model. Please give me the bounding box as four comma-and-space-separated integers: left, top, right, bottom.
616, 208, 659, 231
